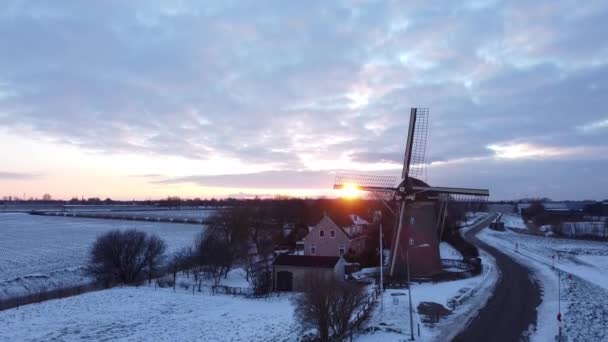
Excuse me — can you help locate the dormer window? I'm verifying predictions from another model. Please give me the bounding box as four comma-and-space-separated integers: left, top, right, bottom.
330, 230, 336, 238
319, 230, 325, 237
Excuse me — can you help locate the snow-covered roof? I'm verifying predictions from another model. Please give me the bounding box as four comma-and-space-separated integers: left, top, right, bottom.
348, 214, 369, 225
272, 255, 341, 268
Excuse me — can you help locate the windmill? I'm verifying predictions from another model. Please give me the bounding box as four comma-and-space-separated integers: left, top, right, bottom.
334, 108, 489, 280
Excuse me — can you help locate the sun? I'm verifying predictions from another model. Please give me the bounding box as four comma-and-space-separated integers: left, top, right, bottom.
340, 183, 361, 199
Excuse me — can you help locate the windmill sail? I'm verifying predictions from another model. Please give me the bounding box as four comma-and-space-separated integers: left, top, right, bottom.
333, 173, 397, 192
403, 108, 428, 181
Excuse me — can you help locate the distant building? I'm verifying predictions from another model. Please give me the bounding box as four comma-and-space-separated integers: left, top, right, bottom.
281, 223, 295, 237
559, 222, 608, 238
342, 214, 370, 237
517, 202, 587, 215
272, 255, 346, 291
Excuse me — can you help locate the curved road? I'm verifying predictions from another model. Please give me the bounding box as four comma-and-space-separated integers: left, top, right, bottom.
453, 214, 541, 342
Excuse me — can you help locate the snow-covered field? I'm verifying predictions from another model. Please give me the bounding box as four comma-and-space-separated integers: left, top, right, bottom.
479, 228, 608, 342
0, 213, 203, 299
479, 228, 608, 291
0, 286, 298, 342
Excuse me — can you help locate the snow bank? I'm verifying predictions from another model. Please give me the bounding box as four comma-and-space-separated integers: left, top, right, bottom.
440, 242, 463, 260
458, 212, 489, 228
501, 213, 527, 230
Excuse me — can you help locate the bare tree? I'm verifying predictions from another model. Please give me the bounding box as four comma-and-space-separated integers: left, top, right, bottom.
328, 282, 367, 338
245, 259, 272, 296
195, 232, 232, 287
206, 207, 251, 277
146, 234, 167, 285
168, 247, 194, 292
87, 229, 167, 286
293, 273, 333, 342
293, 273, 367, 341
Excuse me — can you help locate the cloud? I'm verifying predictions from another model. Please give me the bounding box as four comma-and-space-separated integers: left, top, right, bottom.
0, 171, 40, 180
128, 173, 164, 178
154, 170, 337, 189
488, 143, 581, 160
578, 118, 608, 132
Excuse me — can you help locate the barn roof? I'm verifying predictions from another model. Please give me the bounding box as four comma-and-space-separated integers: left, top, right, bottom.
272, 255, 341, 268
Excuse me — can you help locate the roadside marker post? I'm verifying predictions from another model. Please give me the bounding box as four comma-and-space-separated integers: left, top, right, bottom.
557, 270, 562, 339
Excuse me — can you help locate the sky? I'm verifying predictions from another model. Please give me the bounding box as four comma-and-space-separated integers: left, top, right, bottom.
0, 0, 607, 201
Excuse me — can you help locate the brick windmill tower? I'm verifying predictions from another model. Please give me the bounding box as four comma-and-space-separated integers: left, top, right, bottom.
334, 108, 489, 281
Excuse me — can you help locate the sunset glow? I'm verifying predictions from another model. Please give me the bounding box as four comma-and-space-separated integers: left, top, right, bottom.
340, 183, 362, 200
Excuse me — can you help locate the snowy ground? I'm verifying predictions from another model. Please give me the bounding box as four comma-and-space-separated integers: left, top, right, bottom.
356, 255, 497, 341
171, 267, 251, 292
440, 242, 463, 259
0, 286, 298, 342
458, 213, 489, 236
0, 213, 203, 299
501, 213, 527, 230
458, 212, 488, 228
479, 228, 608, 342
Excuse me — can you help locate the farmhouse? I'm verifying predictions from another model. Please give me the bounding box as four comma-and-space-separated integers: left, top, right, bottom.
302, 215, 352, 257
272, 254, 346, 291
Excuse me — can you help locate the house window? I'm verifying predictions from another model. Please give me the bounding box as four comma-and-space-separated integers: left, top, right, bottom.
319, 230, 325, 237
339, 246, 345, 256
311, 246, 316, 255
410, 217, 415, 225
330, 230, 336, 238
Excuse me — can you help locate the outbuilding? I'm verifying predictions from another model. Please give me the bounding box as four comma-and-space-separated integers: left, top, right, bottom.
272, 255, 346, 291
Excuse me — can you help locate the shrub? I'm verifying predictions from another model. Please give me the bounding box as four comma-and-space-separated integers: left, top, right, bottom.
156, 276, 175, 288
87, 229, 167, 286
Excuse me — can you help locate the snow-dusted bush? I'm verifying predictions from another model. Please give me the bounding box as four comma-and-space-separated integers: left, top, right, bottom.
87, 229, 167, 286
156, 276, 174, 288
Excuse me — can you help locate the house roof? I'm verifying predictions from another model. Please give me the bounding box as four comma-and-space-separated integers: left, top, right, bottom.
348, 214, 369, 225
314, 215, 353, 238
272, 254, 341, 268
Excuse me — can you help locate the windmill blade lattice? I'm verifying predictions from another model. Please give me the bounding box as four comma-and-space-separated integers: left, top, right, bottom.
408, 108, 429, 181
333, 173, 397, 192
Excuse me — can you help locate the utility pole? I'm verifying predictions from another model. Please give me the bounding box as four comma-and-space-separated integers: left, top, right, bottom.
407, 249, 414, 341
379, 223, 384, 292
558, 270, 562, 338
407, 243, 430, 341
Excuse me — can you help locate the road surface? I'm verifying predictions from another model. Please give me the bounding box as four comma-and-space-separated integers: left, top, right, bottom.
453, 213, 541, 342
